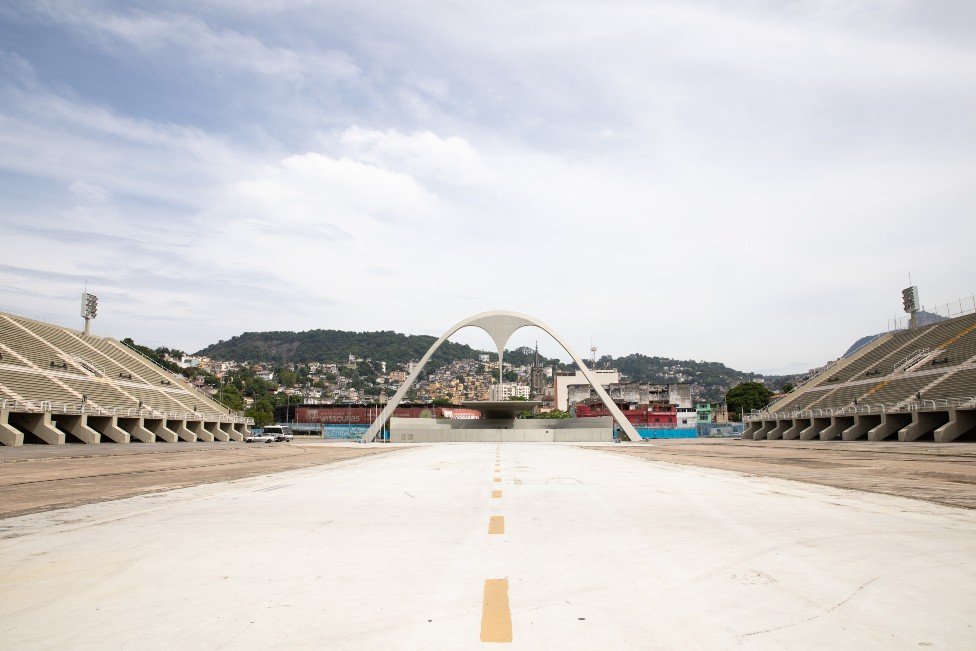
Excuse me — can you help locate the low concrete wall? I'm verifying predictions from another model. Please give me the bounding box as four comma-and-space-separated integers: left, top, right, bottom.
390, 417, 613, 443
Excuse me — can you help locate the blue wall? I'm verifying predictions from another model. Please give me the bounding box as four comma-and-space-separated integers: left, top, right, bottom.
321, 424, 370, 439
635, 427, 698, 439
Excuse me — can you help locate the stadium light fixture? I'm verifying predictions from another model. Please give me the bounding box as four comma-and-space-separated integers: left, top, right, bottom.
902, 285, 920, 329
81, 291, 98, 335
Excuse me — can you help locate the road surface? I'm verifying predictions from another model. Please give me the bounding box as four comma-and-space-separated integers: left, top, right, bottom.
1, 443, 974, 648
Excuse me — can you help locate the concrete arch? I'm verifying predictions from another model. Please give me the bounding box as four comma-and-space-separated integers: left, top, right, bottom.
362, 310, 642, 442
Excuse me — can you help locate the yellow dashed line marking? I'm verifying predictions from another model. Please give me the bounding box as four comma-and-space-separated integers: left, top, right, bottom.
488, 515, 505, 534
492, 490, 502, 498
480, 579, 513, 643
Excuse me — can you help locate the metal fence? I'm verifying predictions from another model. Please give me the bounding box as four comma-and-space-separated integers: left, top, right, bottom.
887, 294, 976, 331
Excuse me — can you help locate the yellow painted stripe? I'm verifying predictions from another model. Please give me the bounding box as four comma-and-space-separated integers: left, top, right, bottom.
488, 515, 505, 534
493, 477, 501, 483
481, 579, 513, 643
492, 490, 502, 498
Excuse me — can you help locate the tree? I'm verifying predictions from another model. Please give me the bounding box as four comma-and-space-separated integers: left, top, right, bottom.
432, 397, 452, 406
780, 382, 795, 393
726, 382, 773, 421
508, 396, 527, 401
539, 409, 571, 419
217, 383, 245, 411
502, 370, 518, 383
276, 368, 299, 387
246, 397, 275, 427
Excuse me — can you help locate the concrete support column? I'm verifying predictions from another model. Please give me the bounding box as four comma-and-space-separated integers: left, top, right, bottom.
206, 421, 228, 442
800, 417, 831, 440
187, 419, 211, 442
741, 422, 759, 439
821, 416, 854, 441
87, 415, 129, 443
753, 421, 775, 440
842, 414, 880, 441
783, 419, 808, 440
898, 411, 950, 442
934, 408, 976, 443
53, 414, 99, 444
223, 422, 243, 442
868, 412, 912, 441
0, 410, 24, 446
767, 420, 790, 440
116, 417, 154, 443
169, 419, 196, 442
233, 423, 250, 439
144, 418, 177, 443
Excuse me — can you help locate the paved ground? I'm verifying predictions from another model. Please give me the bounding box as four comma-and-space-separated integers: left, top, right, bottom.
1, 442, 975, 649
0, 440, 392, 518
599, 439, 976, 509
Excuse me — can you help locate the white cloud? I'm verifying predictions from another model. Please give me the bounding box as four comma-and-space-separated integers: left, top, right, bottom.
1, 1, 975, 372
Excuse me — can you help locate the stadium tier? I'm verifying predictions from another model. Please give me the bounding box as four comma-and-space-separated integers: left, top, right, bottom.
0, 311, 250, 445
746, 311, 976, 442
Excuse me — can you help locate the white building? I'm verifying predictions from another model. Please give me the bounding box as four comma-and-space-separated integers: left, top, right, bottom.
489, 383, 531, 401
554, 369, 620, 411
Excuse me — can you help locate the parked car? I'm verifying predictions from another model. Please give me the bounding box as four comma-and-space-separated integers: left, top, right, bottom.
245, 431, 277, 443
262, 425, 294, 442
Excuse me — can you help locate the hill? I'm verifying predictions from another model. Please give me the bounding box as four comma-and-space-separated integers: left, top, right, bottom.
196, 329, 792, 401
842, 311, 948, 357
195, 329, 489, 370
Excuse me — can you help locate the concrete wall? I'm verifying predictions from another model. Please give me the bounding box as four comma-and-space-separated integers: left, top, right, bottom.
555, 370, 619, 411
390, 417, 613, 443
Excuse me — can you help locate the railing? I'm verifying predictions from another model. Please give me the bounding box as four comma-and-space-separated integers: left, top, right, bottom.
893, 348, 931, 373
745, 395, 976, 422
887, 293, 976, 331
0, 397, 253, 424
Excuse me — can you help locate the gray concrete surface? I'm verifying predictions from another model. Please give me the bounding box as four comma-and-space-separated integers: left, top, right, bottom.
1, 443, 975, 648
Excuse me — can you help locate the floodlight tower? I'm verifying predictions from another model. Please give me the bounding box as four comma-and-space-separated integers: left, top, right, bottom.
902, 285, 920, 329
80, 291, 98, 335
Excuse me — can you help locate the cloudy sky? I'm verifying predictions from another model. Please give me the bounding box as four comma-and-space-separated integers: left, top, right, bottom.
1, 1, 974, 374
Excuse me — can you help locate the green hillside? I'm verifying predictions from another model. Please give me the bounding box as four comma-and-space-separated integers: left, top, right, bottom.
196, 329, 796, 401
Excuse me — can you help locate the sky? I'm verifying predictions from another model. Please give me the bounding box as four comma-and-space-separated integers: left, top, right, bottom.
0, 1, 974, 375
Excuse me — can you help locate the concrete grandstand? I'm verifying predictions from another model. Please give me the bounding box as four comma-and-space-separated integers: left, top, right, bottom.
745, 310, 976, 442
0, 311, 250, 446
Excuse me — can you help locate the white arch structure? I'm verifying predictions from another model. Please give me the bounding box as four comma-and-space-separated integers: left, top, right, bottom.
362, 310, 642, 442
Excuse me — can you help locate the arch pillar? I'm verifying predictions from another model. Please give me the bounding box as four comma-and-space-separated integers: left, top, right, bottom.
362, 311, 642, 442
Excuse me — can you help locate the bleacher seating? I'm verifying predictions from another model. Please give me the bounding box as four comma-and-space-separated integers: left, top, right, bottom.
750, 309, 976, 442
0, 310, 249, 445
927, 368, 976, 401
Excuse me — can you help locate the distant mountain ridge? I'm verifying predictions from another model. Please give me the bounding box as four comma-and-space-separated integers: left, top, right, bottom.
196, 329, 795, 401
843, 311, 948, 357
